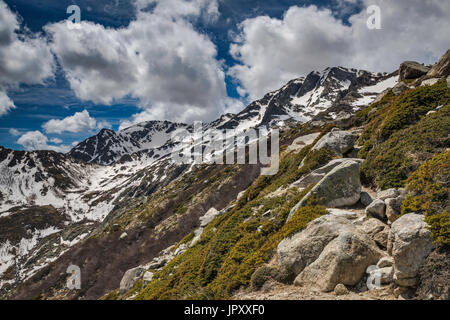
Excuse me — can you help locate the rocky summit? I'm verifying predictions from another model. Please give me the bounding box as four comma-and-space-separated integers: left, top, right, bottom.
1, 50, 449, 301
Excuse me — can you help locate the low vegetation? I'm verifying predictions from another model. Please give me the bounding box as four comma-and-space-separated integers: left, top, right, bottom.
402, 151, 450, 246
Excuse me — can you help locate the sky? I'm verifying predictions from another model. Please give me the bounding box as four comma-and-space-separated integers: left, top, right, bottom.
0, 0, 449, 152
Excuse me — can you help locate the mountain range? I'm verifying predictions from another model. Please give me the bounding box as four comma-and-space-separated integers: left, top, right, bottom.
2, 52, 448, 301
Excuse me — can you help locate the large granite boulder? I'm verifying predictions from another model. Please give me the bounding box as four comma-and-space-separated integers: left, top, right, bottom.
293, 158, 364, 189
289, 160, 361, 217
312, 129, 357, 156
278, 211, 384, 292
388, 214, 434, 287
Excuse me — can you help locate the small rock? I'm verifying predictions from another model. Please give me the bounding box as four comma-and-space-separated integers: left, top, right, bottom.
377, 189, 399, 201
119, 232, 128, 240
334, 284, 349, 296
360, 192, 373, 207
385, 197, 403, 223
365, 199, 386, 220
392, 82, 409, 96
377, 256, 394, 268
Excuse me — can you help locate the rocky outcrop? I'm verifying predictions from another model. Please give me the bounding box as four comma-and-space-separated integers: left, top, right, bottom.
388, 214, 434, 288
312, 129, 357, 156
120, 267, 146, 294
291, 160, 361, 214
426, 49, 450, 78
278, 211, 384, 292
399, 61, 430, 80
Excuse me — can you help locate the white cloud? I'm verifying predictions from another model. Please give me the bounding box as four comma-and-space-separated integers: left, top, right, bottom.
17, 131, 71, 153
0, 89, 15, 116
50, 137, 63, 144
229, 1, 450, 100
0, 0, 55, 116
42, 110, 110, 134
9, 128, 20, 136
45, 0, 238, 125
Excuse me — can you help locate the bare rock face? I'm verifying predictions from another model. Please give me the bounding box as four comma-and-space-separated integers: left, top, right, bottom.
426, 49, 450, 78
388, 214, 434, 287
399, 61, 430, 80
278, 211, 384, 292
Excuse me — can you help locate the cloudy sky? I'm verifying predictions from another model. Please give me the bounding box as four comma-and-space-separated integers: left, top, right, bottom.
0, 0, 449, 152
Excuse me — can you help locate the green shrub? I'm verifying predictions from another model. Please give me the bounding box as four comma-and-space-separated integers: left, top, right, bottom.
402, 151, 450, 246
359, 81, 450, 189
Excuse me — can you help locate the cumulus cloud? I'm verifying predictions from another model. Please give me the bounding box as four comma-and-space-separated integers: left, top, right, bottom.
45, 0, 239, 125
0, 89, 15, 116
0, 0, 55, 115
229, 0, 450, 100
17, 131, 71, 153
9, 128, 20, 136
42, 110, 111, 134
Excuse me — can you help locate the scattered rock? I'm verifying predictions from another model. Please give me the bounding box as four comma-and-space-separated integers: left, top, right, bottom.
119, 232, 128, 240
392, 82, 410, 96
447, 75, 450, 88
120, 267, 145, 294
377, 189, 399, 201
334, 284, 349, 296
385, 196, 404, 223
399, 61, 430, 80
200, 208, 220, 227
421, 78, 440, 87
365, 199, 386, 220
358, 218, 389, 249
312, 129, 357, 156
388, 214, 434, 287
360, 192, 373, 207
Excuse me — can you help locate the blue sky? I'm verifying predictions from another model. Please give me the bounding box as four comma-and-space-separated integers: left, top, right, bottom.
0, 0, 448, 151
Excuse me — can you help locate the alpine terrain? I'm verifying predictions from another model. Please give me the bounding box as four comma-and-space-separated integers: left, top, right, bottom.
1, 50, 449, 301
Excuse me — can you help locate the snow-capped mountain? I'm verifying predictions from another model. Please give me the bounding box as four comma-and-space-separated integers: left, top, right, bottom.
69, 67, 398, 167
69, 121, 188, 165
216, 67, 398, 131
